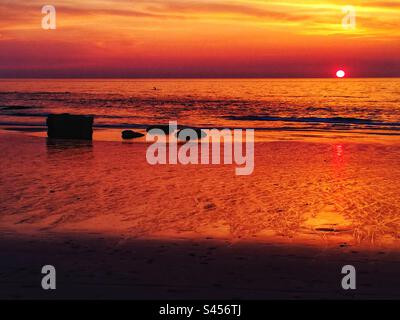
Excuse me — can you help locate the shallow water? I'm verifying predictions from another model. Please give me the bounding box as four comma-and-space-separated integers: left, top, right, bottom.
1, 133, 400, 247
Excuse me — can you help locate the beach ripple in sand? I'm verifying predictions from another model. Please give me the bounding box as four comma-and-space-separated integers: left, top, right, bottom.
1, 133, 400, 247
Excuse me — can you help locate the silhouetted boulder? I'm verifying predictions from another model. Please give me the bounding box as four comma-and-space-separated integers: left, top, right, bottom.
47, 114, 93, 140
122, 130, 144, 139
146, 125, 173, 134
176, 128, 207, 141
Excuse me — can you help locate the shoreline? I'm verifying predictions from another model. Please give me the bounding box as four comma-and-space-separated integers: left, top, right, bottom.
2, 124, 400, 144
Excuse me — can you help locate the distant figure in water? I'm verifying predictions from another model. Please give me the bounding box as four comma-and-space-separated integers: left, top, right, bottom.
153, 87, 157, 91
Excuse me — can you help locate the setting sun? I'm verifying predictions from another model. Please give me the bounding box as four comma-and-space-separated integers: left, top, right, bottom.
336, 70, 346, 78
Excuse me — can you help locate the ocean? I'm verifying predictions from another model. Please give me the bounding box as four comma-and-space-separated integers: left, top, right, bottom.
1, 78, 400, 139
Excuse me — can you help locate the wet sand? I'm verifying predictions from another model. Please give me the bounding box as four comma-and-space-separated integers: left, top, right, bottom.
1, 130, 400, 299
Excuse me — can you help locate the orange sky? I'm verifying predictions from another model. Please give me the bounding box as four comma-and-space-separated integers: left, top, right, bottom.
0, 0, 399, 77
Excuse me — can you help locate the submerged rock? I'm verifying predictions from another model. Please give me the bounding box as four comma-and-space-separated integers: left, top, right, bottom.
176, 128, 207, 141
122, 130, 144, 139
145, 125, 207, 140
146, 125, 172, 134
47, 114, 93, 140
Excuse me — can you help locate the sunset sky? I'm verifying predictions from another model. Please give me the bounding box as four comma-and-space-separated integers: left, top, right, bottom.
0, 0, 399, 78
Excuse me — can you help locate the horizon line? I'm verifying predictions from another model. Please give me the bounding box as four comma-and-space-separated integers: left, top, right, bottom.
1, 76, 400, 80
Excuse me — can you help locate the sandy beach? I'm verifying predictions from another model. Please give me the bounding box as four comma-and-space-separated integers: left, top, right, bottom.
2, 231, 400, 300
1, 130, 400, 299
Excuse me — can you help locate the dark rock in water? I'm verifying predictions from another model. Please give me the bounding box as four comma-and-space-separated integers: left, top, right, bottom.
176, 128, 207, 141
47, 114, 93, 140
122, 130, 144, 139
146, 125, 172, 134
145, 125, 207, 140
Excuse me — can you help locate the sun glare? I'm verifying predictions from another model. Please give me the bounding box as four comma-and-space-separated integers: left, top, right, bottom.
336, 70, 346, 78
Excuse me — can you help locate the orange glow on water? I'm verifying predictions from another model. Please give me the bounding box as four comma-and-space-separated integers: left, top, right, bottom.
336, 144, 343, 157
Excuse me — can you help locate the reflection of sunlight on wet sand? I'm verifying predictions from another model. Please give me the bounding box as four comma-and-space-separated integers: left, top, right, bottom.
302, 206, 352, 233
2, 132, 400, 249
332, 143, 346, 169
302, 143, 351, 237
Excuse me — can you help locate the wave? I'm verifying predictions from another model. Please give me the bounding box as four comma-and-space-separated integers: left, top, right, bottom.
0, 111, 143, 120
1, 91, 260, 107
0, 105, 38, 110
0, 91, 71, 95
224, 115, 400, 127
